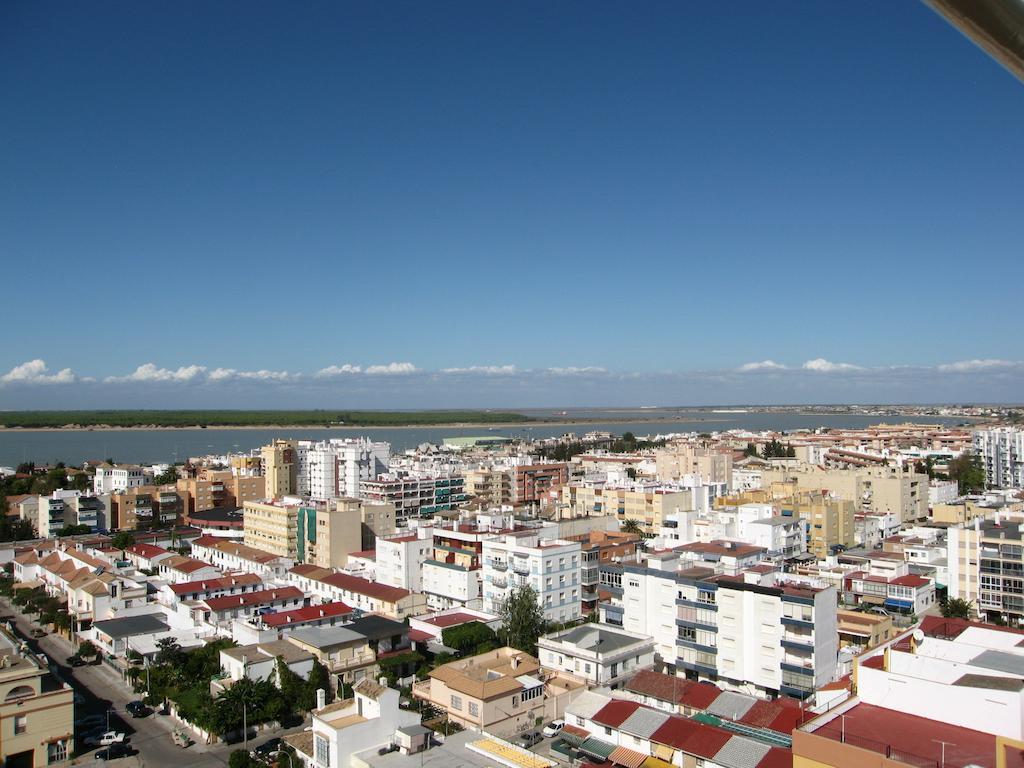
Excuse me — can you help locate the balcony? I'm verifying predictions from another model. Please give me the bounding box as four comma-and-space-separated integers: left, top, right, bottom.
491, 577, 508, 589
512, 560, 530, 575
326, 650, 377, 673
490, 560, 508, 572
781, 634, 814, 651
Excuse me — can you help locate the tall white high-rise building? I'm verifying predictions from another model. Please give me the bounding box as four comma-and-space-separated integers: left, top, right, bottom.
974, 427, 1024, 489
296, 438, 390, 501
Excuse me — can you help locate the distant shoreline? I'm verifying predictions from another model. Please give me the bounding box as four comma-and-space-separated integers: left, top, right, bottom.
0, 412, 985, 433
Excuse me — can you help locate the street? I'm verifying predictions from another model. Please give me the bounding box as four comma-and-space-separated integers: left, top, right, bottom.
0, 596, 308, 767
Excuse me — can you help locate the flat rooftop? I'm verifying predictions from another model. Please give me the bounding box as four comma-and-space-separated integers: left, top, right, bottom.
810, 703, 1016, 768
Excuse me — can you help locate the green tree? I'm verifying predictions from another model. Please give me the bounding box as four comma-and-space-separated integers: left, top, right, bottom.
301, 659, 334, 710
111, 532, 136, 552
154, 466, 180, 485
442, 621, 498, 655
229, 749, 258, 768
621, 519, 644, 537
743, 443, 758, 457
948, 453, 986, 494
56, 524, 91, 537
940, 597, 974, 620
275, 657, 305, 708
78, 640, 98, 658
498, 585, 546, 656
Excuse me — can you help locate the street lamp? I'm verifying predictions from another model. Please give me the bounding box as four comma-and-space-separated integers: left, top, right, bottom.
273, 749, 294, 768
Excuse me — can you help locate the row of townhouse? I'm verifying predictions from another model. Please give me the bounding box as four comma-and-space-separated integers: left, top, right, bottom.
189, 534, 294, 579
285, 564, 426, 619
562, 688, 791, 768
13, 545, 148, 630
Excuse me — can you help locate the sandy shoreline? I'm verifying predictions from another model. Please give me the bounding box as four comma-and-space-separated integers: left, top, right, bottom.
0, 413, 983, 433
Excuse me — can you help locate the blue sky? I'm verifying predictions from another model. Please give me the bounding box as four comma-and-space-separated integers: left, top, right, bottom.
2, 2, 1022, 408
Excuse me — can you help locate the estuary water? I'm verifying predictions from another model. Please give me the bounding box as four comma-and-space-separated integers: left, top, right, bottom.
0, 413, 968, 466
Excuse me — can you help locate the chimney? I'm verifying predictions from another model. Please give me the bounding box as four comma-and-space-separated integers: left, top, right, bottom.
379, 675, 388, 687
511, 655, 520, 670
316, 688, 326, 710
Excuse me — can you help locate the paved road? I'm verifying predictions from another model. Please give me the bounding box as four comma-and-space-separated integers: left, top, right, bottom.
0, 597, 307, 767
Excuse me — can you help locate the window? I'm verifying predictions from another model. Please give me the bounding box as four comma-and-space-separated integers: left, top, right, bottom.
450, 695, 462, 710
469, 701, 480, 717
315, 735, 330, 765
47, 740, 68, 764
522, 685, 543, 702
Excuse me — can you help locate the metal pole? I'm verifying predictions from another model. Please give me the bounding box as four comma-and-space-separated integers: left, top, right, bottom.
274, 750, 293, 768
243, 702, 247, 751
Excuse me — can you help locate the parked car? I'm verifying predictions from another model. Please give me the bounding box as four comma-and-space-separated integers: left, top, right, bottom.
67, 655, 85, 667
95, 743, 133, 760
85, 731, 126, 747
125, 700, 149, 718
542, 719, 564, 738
251, 737, 282, 761
172, 729, 193, 748
516, 731, 543, 749
31, 628, 46, 638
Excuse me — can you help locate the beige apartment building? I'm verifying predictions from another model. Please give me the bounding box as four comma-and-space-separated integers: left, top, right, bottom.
301, 498, 398, 569
463, 468, 513, 506
655, 444, 733, 488
560, 485, 694, 532
412, 647, 547, 736
718, 488, 855, 559
931, 499, 1000, 526
261, 439, 298, 497
109, 484, 184, 530
0, 628, 75, 767
760, 465, 928, 523
244, 499, 302, 558
178, 469, 265, 515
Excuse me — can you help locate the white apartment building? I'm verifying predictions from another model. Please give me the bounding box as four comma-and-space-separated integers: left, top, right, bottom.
36, 490, 108, 537
928, 479, 959, 506
538, 623, 655, 688
299, 439, 390, 500
482, 531, 582, 623
620, 553, 838, 699
375, 528, 433, 592
974, 426, 1024, 489
93, 465, 146, 494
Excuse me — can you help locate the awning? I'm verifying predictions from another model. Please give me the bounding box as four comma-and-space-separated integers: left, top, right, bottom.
609, 746, 647, 768
651, 744, 675, 762
642, 757, 674, 768
884, 598, 913, 610
560, 726, 589, 747
580, 737, 617, 761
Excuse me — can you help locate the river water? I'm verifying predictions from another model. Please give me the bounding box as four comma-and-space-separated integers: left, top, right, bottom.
0, 413, 968, 466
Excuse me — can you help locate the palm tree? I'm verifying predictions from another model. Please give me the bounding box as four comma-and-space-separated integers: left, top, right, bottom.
621, 519, 644, 537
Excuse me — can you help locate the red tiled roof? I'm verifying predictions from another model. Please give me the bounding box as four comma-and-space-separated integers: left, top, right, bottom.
169, 573, 262, 595
651, 718, 731, 758
625, 670, 721, 710
890, 574, 930, 588
289, 563, 326, 576
204, 586, 303, 611
191, 534, 226, 548
919, 614, 1024, 639
563, 724, 590, 740
407, 629, 434, 643
592, 700, 642, 728
166, 558, 211, 574
348, 549, 377, 559
127, 543, 170, 559
262, 601, 353, 627
321, 571, 410, 602
757, 747, 794, 768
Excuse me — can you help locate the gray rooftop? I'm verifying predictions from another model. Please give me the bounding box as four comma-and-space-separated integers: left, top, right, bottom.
968, 649, 1024, 677
706, 691, 757, 721
750, 516, 798, 527
93, 613, 169, 640
618, 707, 670, 738
545, 624, 648, 654
288, 625, 365, 650
954, 673, 1024, 692
565, 690, 612, 720
712, 736, 772, 768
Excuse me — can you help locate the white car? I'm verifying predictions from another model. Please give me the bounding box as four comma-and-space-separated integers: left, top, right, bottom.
542, 720, 564, 738
86, 731, 126, 747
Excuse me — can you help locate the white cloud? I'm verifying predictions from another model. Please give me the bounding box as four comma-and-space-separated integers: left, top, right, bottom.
937, 359, 1020, 373
738, 360, 787, 372
546, 366, 608, 376
365, 362, 418, 375
106, 363, 207, 383
802, 358, 864, 373
315, 364, 363, 378
0, 359, 75, 384
441, 365, 518, 375
210, 368, 294, 382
